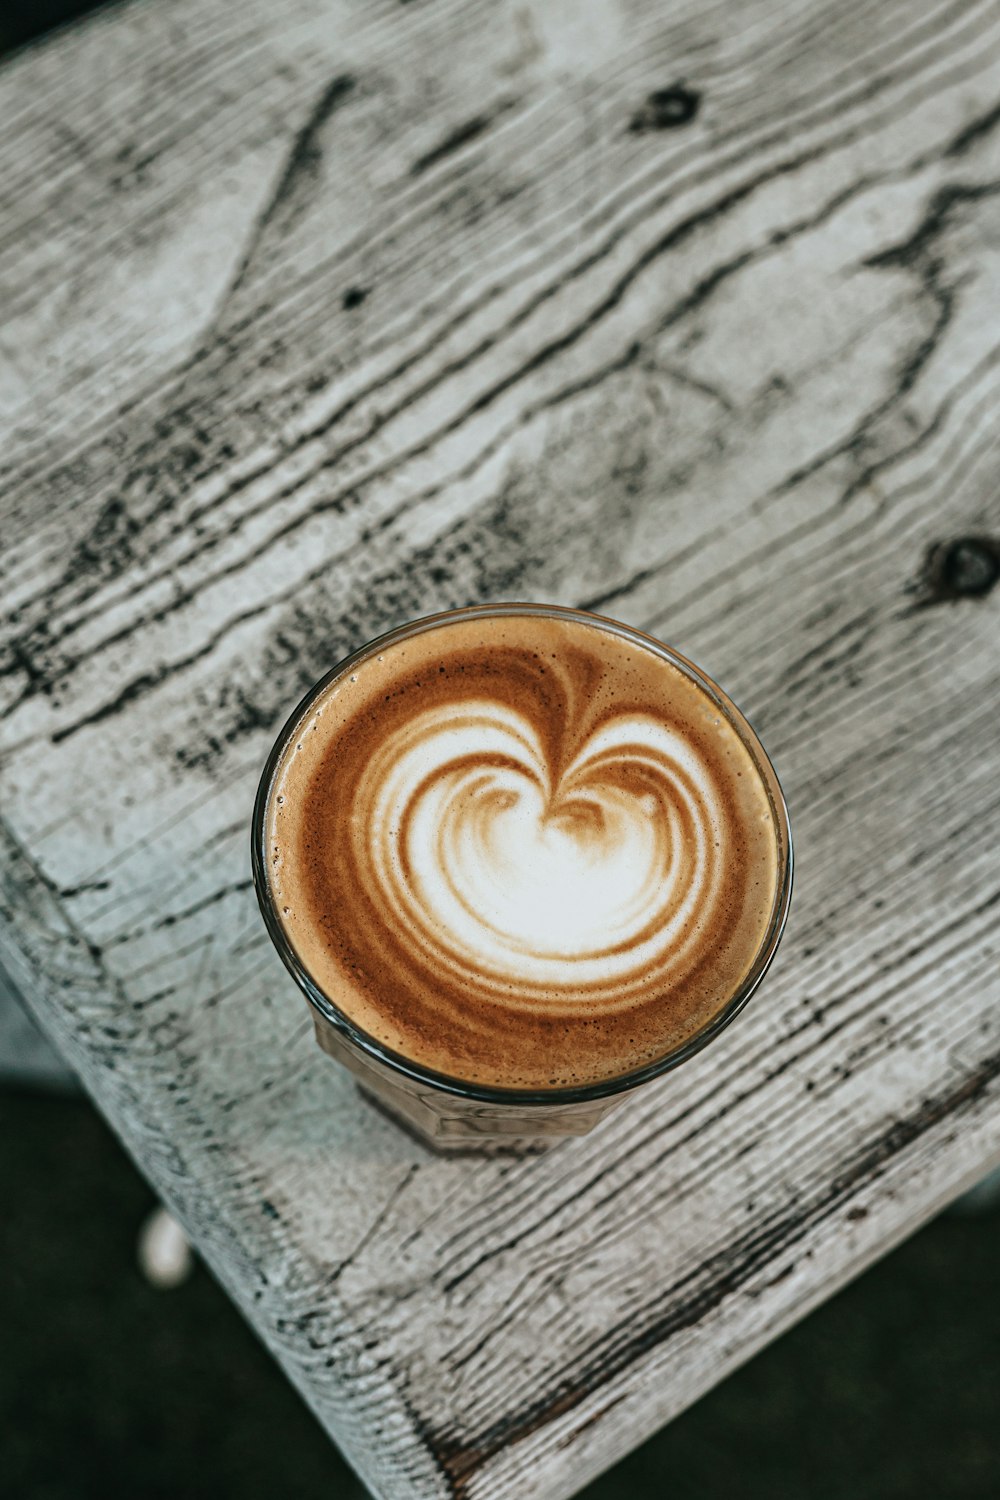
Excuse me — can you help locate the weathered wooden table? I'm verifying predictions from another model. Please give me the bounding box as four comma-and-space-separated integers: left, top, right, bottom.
2, 1, 999, 1495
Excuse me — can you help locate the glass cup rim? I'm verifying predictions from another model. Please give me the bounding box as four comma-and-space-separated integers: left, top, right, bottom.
251, 601, 793, 1107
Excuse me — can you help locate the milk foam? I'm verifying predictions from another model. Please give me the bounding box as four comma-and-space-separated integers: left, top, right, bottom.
362, 703, 724, 997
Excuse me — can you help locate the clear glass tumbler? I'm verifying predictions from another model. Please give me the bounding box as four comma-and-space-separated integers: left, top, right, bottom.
251, 604, 792, 1152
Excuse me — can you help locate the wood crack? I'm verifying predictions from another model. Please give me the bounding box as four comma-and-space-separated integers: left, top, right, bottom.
218, 73, 357, 307
410, 101, 516, 177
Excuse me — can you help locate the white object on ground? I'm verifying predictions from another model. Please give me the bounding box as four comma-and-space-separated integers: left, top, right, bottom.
138, 1206, 194, 1289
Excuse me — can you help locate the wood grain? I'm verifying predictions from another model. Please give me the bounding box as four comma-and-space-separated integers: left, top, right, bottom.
2, 0, 1000, 1495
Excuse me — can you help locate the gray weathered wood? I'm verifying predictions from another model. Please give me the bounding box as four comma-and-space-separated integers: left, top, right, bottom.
2, 0, 1000, 1495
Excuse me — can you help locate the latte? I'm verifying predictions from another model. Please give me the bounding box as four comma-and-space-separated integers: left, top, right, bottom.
264, 608, 782, 1090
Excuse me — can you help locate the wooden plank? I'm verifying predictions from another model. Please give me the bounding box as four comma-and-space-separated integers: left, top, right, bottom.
2, 0, 1000, 1495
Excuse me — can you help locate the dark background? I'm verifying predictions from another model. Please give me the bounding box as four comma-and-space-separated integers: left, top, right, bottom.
2, 7, 998, 1498
0, 1, 106, 53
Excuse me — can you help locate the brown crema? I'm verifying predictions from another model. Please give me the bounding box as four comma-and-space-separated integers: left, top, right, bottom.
267, 611, 780, 1090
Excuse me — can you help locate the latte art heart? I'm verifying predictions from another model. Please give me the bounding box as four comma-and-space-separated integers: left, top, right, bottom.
362, 704, 723, 1002
268, 612, 781, 1089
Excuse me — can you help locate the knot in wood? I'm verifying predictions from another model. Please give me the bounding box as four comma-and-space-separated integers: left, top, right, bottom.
630, 86, 701, 132
923, 537, 1000, 604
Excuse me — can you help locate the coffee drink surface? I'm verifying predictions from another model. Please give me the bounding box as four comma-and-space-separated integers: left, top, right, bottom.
266, 611, 780, 1090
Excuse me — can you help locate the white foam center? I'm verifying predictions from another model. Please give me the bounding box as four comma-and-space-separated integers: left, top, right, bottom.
353, 701, 725, 999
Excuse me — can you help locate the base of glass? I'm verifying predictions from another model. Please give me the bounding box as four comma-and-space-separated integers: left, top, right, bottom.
357, 1086, 554, 1156
312, 1013, 626, 1152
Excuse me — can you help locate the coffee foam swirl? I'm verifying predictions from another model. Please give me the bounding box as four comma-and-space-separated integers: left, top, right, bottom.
269, 613, 781, 1090
363, 704, 723, 999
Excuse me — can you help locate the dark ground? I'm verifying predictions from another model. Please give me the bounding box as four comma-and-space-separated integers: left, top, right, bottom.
0, 0, 112, 55
1, 1084, 998, 1500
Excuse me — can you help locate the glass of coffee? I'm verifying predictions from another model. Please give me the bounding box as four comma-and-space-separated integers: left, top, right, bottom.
252, 604, 792, 1151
